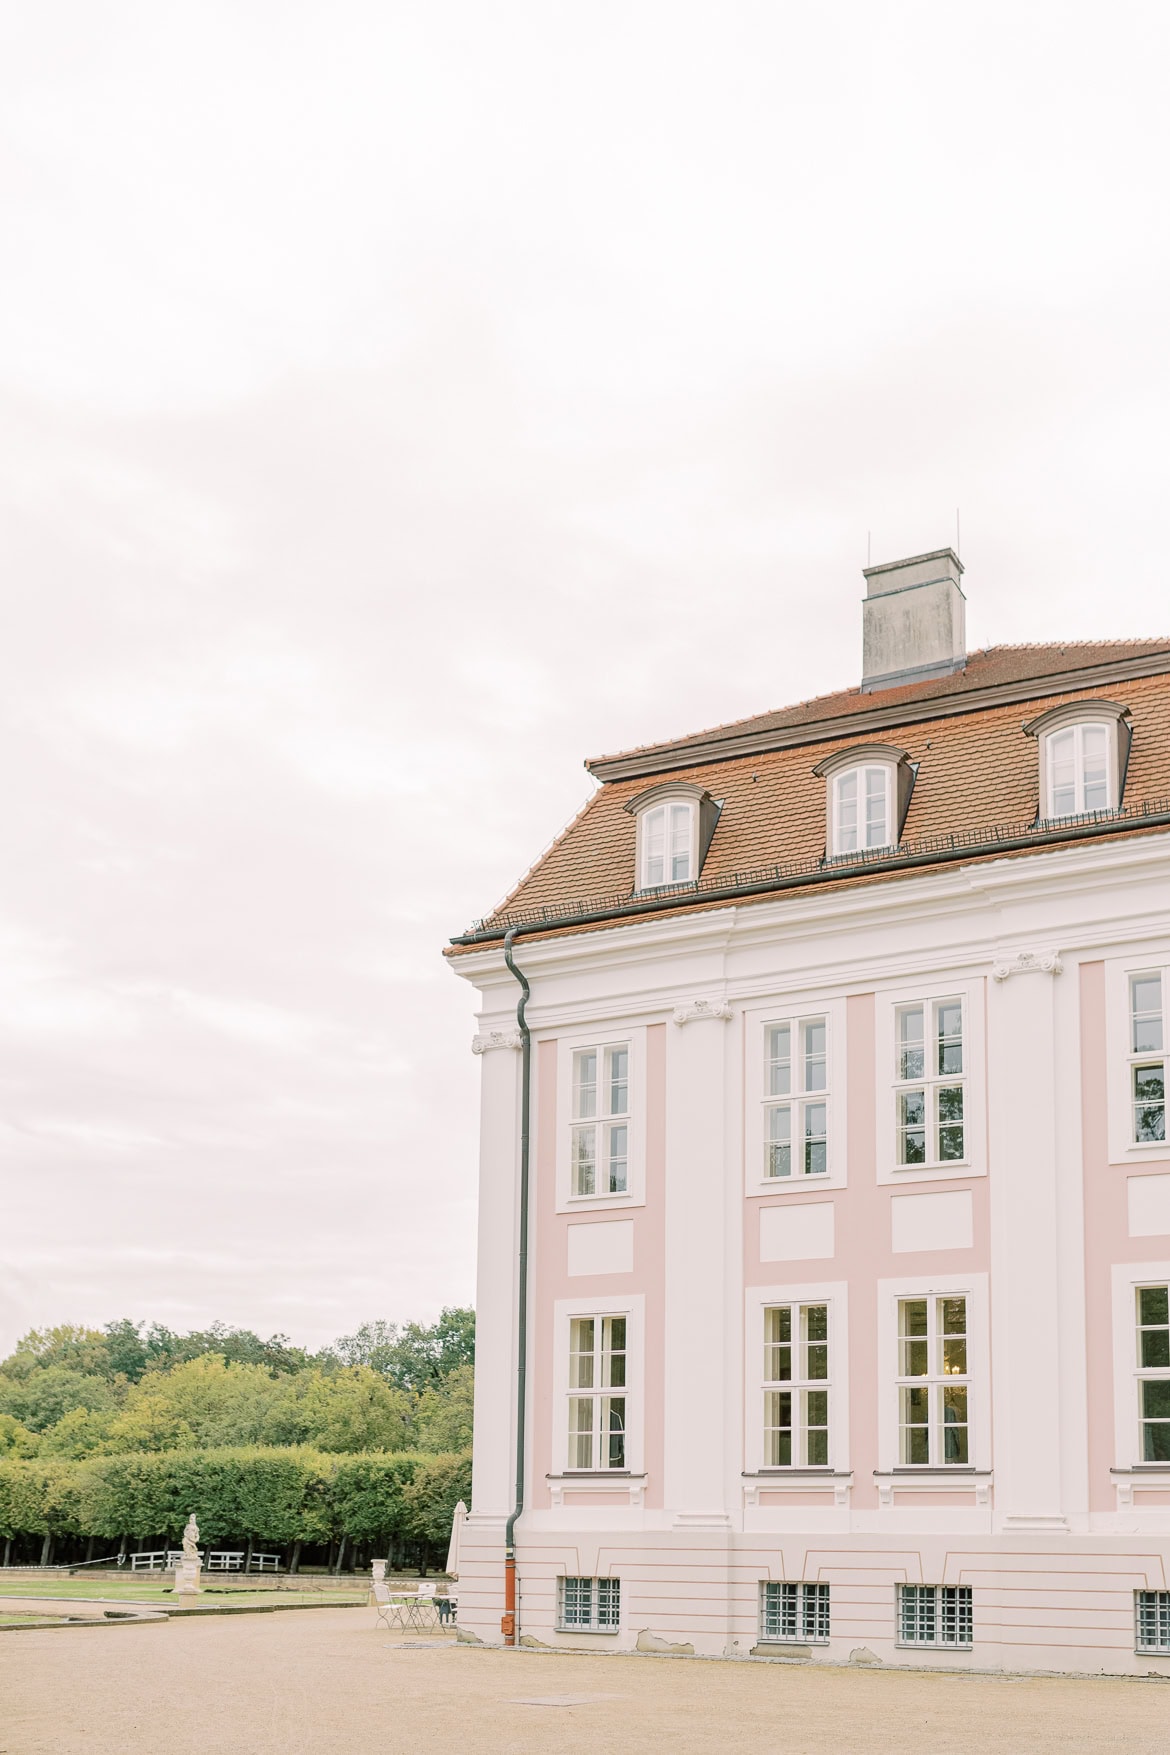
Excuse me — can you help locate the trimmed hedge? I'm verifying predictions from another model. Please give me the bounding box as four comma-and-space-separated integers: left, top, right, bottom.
0, 1445, 470, 1553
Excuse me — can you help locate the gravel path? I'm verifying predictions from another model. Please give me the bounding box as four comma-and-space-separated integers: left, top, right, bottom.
2, 1609, 1167, 1754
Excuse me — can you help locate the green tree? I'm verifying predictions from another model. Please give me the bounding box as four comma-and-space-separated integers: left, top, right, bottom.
402, 1453, 472, 1550
332, 1308, 475, 1393
101, 1356, 286, 1453
0, 1366, 117, 1433
0, 1414, 40, 1458
415, 1362, 474, 1452
265, 1368, 414, 1453
1, 1326, 112, 1380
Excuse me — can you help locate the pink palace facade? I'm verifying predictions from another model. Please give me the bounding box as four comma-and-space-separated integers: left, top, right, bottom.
446, 550, 1170, 1672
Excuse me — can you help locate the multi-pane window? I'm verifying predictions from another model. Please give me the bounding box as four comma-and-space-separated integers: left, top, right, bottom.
764, 1018, 828, 1179
759, 1581, 830, 1644
571, 1045, 630, 1196
1136, 1286, 1170, 1462
832, 766, 893, 855
764, 1303, 829, 1466
640, 802, 693, 888
897, 1295, 969, 1466
1045, 723, 1110, 818
898, 1585, 973, 1648
1130, 975, 1166, 1144
1136, 1591, 1170, 1653
568, 1316, 626, 1470
557, 1576, 621, 1631
895, 999, 965, 1166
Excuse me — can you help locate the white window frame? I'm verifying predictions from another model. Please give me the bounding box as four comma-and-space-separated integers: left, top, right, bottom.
893, 996, 967, 1170
758, 1580, 830, 1644
894, 1292, 972, 1467
553, 1293, 644, 1478
745, 998, 847, 1195
829, 762, 896, 858
876, 979, 986, 1185
762, 1014, 831, 1182
567, 1312, 628, 1472
897, 1584, 973, 1649
762, 1299, 831, 1468
556, 1575, 621, 1632
876, 1273, 989, 1478
1036, 714, 1120, 820
556, 1024, 647, 1211
635, 796, 698, 891
746, 1281, 848, 1474
569, 1043, 631, 1199
1111, 1262, 1170, 1474
1105, 956, 1170, 1166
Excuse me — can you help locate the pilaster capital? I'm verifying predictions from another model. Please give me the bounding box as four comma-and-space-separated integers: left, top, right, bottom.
991, 949, 1063, 982
672, 997, 733, 1027
471, 1029, 523, 1055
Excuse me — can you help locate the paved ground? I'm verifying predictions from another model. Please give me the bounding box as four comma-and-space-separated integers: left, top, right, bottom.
2, 1610, 1168, 1754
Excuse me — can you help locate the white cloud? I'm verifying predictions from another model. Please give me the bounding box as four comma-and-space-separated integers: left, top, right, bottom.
0, 0, 1168, 1352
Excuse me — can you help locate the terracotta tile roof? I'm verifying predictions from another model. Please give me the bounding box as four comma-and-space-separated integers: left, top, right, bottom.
586, 640, 1170, 774
450, 645, 1170, 951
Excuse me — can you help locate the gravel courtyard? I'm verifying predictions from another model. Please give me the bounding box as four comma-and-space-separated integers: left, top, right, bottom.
2, 1609, 1167, 1754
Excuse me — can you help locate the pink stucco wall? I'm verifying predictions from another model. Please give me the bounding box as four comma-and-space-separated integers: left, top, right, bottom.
530, 1024, 666, 1509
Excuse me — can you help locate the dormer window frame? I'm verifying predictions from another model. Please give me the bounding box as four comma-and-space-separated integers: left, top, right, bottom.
812, 744, 916, 862
625, 782, 721, 895
1023, 700, 1132, 822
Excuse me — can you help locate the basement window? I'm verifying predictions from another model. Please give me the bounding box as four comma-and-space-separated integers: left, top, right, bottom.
557, 1575, 621, 1631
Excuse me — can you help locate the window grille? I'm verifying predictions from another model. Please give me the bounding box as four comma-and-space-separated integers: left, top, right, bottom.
759, 1581, 830, 1644
898, 1585, 972, 1648
557, 1575, 621, 1631
1136, 1590, 1170, 1653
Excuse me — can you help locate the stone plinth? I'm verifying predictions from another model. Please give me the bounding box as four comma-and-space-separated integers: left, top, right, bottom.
174, 1557, 202, 1597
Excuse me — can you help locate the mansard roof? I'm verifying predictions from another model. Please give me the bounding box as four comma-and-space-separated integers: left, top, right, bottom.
449, 640, 1170, 951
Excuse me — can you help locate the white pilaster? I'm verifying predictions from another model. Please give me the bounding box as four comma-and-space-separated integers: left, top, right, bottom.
988, 953, 1066, 1526
663, 1003, 731, 1521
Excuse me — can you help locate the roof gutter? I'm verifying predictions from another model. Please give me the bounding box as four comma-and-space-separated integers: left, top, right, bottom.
452, 804, 1170, 947
500, 927, 531, 1647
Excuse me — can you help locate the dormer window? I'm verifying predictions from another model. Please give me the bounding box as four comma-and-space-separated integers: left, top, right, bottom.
625, 782, 721, 894
812, 744, 915, 860
1024, 701, 1132, 821
643, 800, 695, 887
833, 765, 893, 853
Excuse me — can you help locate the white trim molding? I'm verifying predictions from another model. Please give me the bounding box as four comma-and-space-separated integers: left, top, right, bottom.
991, 949, 1064, 982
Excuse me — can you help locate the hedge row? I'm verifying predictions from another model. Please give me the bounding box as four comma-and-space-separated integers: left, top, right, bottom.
0, 1445, 470, 1548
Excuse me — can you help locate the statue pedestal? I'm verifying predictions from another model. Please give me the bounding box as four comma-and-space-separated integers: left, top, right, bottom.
174, 1557, 202, 1598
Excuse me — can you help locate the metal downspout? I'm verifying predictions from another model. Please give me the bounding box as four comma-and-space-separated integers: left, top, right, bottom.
502, 927, 531, 1646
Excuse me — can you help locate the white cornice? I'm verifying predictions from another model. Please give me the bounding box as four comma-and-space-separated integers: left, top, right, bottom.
449, 832, 1170, 1007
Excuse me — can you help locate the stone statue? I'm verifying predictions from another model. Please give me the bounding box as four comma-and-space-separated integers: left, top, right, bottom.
182, 1514, 200, 1560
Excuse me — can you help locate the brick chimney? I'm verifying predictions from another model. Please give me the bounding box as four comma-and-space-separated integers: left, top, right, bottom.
860, 547, 966, 693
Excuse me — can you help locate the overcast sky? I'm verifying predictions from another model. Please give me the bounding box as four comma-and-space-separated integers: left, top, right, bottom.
1, 2, 1168, 1356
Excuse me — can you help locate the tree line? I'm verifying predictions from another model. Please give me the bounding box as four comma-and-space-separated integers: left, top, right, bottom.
0, 1446, 470, 1572
0, 1311, 474, 1570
